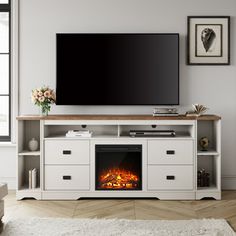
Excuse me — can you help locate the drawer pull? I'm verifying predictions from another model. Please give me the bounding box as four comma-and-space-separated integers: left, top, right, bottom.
166, 175, 175, 180
62, 175, 71, 180
63, 150, 71, 155
166, 150, 175, 155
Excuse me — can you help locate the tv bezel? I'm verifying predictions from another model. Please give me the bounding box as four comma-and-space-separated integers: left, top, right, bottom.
56, 33, 180, 106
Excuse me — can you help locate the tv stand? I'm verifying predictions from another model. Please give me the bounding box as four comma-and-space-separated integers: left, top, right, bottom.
16, 115, 221, 200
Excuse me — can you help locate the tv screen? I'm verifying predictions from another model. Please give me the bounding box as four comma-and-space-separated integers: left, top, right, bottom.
56, 33, 179, 105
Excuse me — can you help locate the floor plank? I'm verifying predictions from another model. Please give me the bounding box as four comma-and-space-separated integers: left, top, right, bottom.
134, 200, 198, 220
74, 199, 135, 219
2, 191, 236, 231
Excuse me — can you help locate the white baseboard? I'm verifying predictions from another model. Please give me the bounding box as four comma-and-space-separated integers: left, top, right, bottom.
0, 177, 16, 190
222, 176, 236, 190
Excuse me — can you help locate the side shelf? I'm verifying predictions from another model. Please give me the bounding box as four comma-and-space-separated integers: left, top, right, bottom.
17, 120, 41, 199
196, 119, 221, 200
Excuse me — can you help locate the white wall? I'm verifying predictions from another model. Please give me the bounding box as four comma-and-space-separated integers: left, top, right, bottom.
1, 0, 236, 189
0, 146, 16, 189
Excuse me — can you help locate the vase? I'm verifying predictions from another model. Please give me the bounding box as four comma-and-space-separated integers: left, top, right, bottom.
39, 107, 48, 116
28, 138, 39, 151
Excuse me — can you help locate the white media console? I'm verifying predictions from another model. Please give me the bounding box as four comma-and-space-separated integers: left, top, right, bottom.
16, 115, 221, 200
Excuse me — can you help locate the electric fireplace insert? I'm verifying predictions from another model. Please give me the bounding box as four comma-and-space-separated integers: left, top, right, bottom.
95, 145, 142, 190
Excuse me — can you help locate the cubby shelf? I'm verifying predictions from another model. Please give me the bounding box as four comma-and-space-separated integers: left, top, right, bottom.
197, 185, 218, 192
197, 118, 221, 199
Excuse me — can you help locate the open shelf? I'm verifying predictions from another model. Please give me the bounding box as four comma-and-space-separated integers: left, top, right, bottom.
196, 119, 221, 199
18, 150, 40, 156
43, 123, 195, 140
197, 185, 218, 192
197, 155, 220, 191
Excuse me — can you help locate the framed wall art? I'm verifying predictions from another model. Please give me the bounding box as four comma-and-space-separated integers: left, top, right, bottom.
187, 16, 230, 65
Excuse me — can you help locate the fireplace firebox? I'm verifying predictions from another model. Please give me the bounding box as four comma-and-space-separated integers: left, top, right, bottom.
95, 145, 142, 190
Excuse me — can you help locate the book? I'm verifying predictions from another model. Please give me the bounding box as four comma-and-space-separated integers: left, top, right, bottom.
66, 133, 92, 138
65, 130, 92, 138
153, 113, 179, 117
32, 168, 37, 189
67, 130, 90, 134
29, 169, 32, 189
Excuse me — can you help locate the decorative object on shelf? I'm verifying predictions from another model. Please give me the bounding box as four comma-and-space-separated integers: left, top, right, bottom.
186, 104, 208, 117
187, 16, 230, 65
197, 169, 210, 187
31, 86, 56, 116
29, 168, 37, 189
199, 137, 210, 151
28, 138, 39, 151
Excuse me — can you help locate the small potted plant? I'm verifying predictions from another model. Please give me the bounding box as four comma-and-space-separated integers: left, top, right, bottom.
31, 86, 56, 116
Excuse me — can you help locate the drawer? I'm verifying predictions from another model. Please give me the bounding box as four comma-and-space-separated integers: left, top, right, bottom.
148, 140, 193, 165
148, 165, 193, 190
44, 140, 89, 165
45, 165, 90, 190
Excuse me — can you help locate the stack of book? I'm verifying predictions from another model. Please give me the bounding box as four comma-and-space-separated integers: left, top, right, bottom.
153, 108, 179, 116
29, 168, 37, 189
65, 130, 92, 138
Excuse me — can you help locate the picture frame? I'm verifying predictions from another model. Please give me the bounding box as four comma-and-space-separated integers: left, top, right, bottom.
187, 16, 230, 65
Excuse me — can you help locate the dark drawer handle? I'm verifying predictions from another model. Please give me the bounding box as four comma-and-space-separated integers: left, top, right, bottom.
62, 175, 71, 180
166, 175, 175, 180
166, 150, 175, 155
63, 150, 71, 155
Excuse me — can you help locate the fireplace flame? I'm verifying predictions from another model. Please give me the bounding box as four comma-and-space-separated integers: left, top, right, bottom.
99, 168, 139, 189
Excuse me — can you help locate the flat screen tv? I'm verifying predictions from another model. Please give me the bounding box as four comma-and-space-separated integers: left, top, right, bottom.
56, 33, 179, 105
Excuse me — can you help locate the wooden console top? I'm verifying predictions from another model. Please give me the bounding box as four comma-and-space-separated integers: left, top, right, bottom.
16, 114, 221, 121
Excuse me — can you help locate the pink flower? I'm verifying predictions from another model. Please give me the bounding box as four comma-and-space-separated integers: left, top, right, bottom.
38, 96, 45, 102
31, 96, 38, 103
44, 90, 51, 98
52, 93, 56, 101
32, 86, 56, 107
33, 90, 38, 97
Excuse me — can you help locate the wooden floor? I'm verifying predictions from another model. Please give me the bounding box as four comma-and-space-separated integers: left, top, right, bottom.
3, 191, 236, 231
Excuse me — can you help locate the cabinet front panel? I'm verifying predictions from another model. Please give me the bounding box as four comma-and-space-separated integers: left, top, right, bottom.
148, 140, 193, 165
148, 165, 193, 190
44, 140, 89, 165
45, 165, 90, 190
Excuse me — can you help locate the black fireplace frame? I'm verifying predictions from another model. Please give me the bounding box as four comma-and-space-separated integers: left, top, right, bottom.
95, 144, 142, 191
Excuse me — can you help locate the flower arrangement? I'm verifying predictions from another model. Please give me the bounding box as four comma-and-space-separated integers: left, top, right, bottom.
31, 86, 56, 116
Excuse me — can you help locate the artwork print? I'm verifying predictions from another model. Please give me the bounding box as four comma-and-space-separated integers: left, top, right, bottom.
187, 16, 230, 65
196, 24, 222, 57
